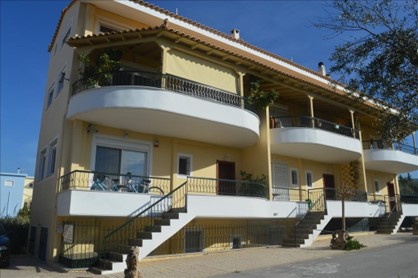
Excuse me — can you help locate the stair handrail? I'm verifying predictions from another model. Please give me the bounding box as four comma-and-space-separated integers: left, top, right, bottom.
386, 194, 402, 219
289, 188, 326, 246
103, 181, 188, 255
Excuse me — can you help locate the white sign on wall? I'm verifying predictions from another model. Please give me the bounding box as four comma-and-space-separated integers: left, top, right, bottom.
63, 224, 74, 243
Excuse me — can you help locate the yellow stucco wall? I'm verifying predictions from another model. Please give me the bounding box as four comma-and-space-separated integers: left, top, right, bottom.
166, 49, 238, 93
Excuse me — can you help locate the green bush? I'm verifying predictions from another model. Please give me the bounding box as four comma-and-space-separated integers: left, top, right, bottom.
344, 236, 366, 250
1, 207, 30, 254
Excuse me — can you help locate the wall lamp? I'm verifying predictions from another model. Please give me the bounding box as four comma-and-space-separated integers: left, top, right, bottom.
87, 124, 98, 133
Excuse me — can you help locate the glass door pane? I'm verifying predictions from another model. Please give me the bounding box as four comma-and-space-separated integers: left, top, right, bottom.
95, 146, 121, 174
121, 150, 147, 176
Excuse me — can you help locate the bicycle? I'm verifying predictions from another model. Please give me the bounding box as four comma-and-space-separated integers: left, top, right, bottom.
127, 176, 164, 194
90, 174, 111, 191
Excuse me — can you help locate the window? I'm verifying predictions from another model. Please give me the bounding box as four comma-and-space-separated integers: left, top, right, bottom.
91, 136, 152, 176
178, 154, 192, 176
99, 24, 118, 33
374, 180, 381, 193
37, 149, 47, 180
61, 27, 71, 49
306, 171, 313, 187
4, 180, 14, 187
46, 85, 54, 109
47, 141, 57, 176
57, 67, 66, 94
94, 146, 148, 177
290, 169, 298, 186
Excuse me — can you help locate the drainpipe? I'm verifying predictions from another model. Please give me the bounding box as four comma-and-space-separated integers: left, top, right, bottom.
412, 131, 417, 154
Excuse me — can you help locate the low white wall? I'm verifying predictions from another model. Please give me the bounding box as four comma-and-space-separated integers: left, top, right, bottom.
402, 203, 418, 217
326, 200, 385, 218
57, 190, 159, 217
188, 195, 307, 218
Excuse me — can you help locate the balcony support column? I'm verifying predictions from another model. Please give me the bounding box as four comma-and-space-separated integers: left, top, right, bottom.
237, 71, 245, 108
159, 44, 171, 89
307, 95, 315, 127
349, 109, 356, 138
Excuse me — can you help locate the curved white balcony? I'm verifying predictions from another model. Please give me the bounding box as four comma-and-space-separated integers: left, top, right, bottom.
67, 86, 259, 147
270, 127, 362, 163
363, 149, 418, 174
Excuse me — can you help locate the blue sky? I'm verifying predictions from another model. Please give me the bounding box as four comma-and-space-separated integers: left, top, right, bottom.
0, 0, 416, 178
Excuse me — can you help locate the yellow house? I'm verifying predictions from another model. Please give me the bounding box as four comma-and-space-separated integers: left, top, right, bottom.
30, 0, 418, 273
23, 176, 34, 209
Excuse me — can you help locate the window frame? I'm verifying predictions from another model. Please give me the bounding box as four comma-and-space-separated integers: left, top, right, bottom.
374, 179, 381, 194
96, 17, 129, 34
290, 168, 299, 186
37, 148, 47, 181
61, 26, 71, 49
47, 139, 58, 177
91, 135, 152, 176
46, 83, 55, 109
177, 153, 192, 178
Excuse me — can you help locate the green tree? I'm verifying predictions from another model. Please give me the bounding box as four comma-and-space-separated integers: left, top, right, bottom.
316, 0, 418, 142
399, 173, 418, 195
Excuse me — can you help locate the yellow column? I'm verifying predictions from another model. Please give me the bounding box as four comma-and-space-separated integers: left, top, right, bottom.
307, 95, 315, 127
237, 71, 245, 109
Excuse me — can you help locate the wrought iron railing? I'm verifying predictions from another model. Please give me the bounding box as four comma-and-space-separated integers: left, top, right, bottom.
72, 70, 245, 108
271, 186, 307, 202
272, 116, 360, 138
57, 170, 170, 195
363, 140, 417, 155
153, 222, 285, 255
187, 176, 268, 199
103, 181, 187, 256
323, 188, 368, 202
385, 194, 402, 216
307, 188, 327, 212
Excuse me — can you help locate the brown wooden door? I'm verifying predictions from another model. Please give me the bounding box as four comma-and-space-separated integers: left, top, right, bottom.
387, 182, 396, 211
323, 174, 336, 199
217, 161, 235, 195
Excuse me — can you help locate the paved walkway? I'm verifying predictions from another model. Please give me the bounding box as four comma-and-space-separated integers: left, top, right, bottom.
0, 233, 416, 278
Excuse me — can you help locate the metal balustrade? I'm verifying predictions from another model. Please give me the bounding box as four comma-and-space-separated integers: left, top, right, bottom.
363, 140, 417, 155
187, 176, 268, 199
57, 170, 170, 195
72, 70, 245, 108
272, 116, 360, 139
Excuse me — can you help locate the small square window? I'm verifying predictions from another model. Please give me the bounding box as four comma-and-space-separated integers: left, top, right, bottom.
306, 172, 313, 187
290, 169, 298, 186
178, 155, 191, 176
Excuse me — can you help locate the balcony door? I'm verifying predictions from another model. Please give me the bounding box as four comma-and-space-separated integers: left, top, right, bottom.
387, 182, 396, 211
271, 161, 289, 200
323, 174, 336, 199
217, 160, 235, 195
